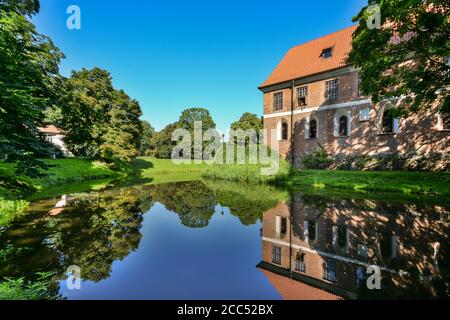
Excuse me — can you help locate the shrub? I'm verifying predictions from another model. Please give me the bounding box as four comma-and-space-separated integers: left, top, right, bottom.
0, 199, 29, 227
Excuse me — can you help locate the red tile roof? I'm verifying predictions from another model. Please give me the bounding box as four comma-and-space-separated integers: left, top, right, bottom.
38, 125, 62, 134
259, 25, 357, 88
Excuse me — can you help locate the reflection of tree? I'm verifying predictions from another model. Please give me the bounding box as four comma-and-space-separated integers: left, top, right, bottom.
0, 186, 152, 284
151, 181, 217, 228
204, 181, 288, 225
52, 187, 148, 281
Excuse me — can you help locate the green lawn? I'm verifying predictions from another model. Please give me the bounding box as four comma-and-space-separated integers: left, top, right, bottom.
130, 157, 212, 184
123, 158, 450, 199
2, 157, 449, 203
283, 169, 450, 198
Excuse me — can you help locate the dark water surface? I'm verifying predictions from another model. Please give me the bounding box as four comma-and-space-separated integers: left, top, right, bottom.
0, 181, 448, 300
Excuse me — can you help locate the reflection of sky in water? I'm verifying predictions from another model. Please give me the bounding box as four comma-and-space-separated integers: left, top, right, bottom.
59, 203, 282, 300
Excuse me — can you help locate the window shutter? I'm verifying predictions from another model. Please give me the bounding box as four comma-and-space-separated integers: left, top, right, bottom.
332, 226, 338, 246
304, 220, 309, 240
277, 121, 281, 141
334, 114, 339, 136
304, 118, 310, 139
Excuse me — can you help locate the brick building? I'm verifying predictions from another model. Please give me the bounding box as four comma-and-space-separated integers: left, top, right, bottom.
258, 26, 449, 166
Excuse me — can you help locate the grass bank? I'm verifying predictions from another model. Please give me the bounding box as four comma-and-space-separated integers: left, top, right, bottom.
129, 157, 212, 185
143, 158, 450, 200
0, 158, 122, 198
0, 158, 122, 221
282, 169, 450, 198
202, 161, 290, 184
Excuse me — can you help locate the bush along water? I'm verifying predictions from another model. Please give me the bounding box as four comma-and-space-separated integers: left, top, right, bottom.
300, 145, 449, 172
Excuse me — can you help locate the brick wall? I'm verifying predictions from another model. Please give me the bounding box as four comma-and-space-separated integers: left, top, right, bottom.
262, 70, 450, 163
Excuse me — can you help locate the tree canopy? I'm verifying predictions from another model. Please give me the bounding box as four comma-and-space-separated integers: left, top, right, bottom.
150, 108, 218, 159
349, 0, 449, 115
139, 120, 155, 156
0, 0, 40, 16
230, 112, 262, 132
178, 107, 216, 132
60, 68, 143, 164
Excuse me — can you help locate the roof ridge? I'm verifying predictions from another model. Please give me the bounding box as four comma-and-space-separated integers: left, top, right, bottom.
289, 24, 357, 50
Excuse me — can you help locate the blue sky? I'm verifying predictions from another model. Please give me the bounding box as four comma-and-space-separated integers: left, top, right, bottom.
33, 0, 367, 133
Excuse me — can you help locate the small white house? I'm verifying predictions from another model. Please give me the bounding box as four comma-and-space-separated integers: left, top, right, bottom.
38, 125, 73, 157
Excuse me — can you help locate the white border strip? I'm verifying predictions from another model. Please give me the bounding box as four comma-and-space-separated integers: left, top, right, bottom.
263, 99, 371, 119
262, 236, 397, 273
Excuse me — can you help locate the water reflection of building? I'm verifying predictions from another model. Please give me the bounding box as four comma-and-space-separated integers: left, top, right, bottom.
258, 194, 449, 300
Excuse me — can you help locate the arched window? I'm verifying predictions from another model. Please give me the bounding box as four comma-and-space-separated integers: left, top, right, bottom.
309, 119, 317, 139
337, 225, 348, 248
281, 122, 288, 140
339, 115, 348, 136
382, 109, 394, 133
380, 234, 397, 259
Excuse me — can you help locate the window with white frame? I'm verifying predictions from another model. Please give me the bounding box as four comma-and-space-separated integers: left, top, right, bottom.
272, 245, 281, 265
309, 119, 317, 139
334, 109, 351, 137
281, 122, 288, 140
381, 108, 399, 133
273, 92, 283, 111
325, 79, 339, 102
339, 116, 348, 136
297, 86, 308, 107
305, 117, 318, 139
359, 106, 370, 121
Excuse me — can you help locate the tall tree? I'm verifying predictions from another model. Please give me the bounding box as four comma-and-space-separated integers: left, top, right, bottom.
100, 90, 143, 164
230, 112, 263, 145
61, 68, 114, 158
230, 112, 263, 132
61, 68, 143, 164
152, 123, 179, 159
177, 108, 217, 159
349, 0, 449, 115
178, 107, 216, 132
0, 1, 64, 176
